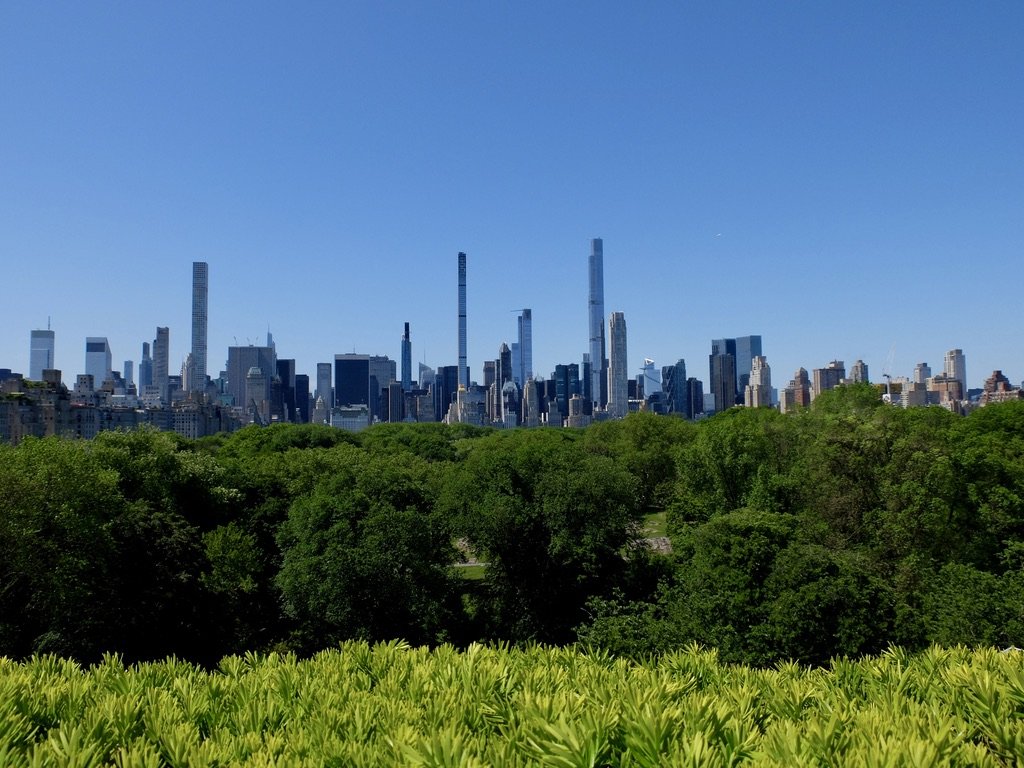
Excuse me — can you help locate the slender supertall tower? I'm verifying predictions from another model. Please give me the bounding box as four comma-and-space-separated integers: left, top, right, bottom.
190, 262, 208, 393
458, 252, 468, 389
608, 311, 627, 418
517, 309, 533, 386
154, 327, 170, 402
401, 322, 412, 392
588, 238, 607, 410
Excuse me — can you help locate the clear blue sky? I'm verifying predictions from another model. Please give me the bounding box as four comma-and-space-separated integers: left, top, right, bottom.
2, 2, 1022, 390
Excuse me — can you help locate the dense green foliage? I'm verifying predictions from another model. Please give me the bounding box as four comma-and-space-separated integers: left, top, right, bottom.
2, 390, 1024, 664
3, 643, 1024, 766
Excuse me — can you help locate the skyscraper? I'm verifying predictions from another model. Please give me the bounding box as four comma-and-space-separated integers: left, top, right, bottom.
744, 355, 772, 408
139, 342, 153, 390
29, 328, 55, 380
710, 338, 737, 408
709, 353, 736, 415
154, 327, 170, 402
608, 311, 628, 418
811, 361, 845, 399
944, 349, 967, 393
316, 362, 333, 410
294, 374, 310, 423
517, 309, 532, 386
226, 345, 275, 411
190, 262, 208, 393
334, 355, 371, 425
662, 359, 688, 416
850, 359, 869, 383
588, 239, 607, 410
710, 336, 762, 407
85, 337, 112, 386
401, 322, 412, 392
913, 362, 931, 385
458, 252, 468, 389
734, 335, 763, 401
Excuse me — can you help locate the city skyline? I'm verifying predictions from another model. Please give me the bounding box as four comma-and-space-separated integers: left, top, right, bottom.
2, 4, 1022, 387
4, 247, 1018, 395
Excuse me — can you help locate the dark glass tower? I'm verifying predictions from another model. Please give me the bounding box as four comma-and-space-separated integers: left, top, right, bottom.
190, 262, 208, 393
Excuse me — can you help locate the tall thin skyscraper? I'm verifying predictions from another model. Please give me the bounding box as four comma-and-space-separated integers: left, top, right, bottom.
588, 238, 607, 410
517, 308, 532, 385
29, 328, 55, 380
401, 322, 412, 392
154, 327, 170, 402
608, 311, 628, 418
139, 342, 153, 389
190, 262, 208, 393
458, 252, 468, 389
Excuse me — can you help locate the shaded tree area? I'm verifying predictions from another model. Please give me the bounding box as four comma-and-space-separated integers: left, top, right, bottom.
3, 392, 1024, 665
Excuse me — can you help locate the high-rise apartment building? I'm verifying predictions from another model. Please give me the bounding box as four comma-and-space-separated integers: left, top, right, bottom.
29, 329, 55, 380
190, 262, 208, 393
85, 337, 112, 386
608, 311, 628, 418
401, 322, 412, 391
944, 349, 966, 393
780, 368, 812, 413
588, 239, 607, 410
154, 327, 170, 402
517, 309, 532, 386
744, 355, 772, 408
458, 252, 468, 389
850, 359, 869, 383
811, 361, 845, 399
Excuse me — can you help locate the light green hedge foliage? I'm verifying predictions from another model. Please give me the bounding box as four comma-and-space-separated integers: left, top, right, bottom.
2, 642, 1023, 767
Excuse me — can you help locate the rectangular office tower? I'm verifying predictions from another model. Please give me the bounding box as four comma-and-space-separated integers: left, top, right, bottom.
190, 262, 208, 393
458, 252, 468, 389
588, 239, 607, 410
29, 329, 55, 380
85, 337, 112, 387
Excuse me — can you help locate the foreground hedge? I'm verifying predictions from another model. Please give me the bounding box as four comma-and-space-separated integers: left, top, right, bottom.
2, 642, 1023, 766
